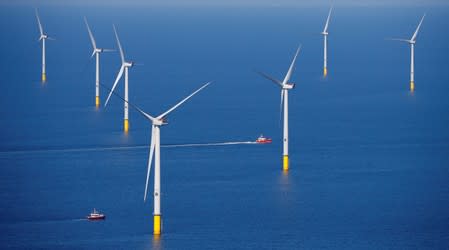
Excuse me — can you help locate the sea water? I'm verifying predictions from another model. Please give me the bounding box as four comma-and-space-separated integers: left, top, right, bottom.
0, 5, 448, 249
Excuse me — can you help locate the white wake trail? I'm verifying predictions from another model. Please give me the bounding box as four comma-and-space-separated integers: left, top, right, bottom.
0, 141, 259, 155
162, 141, 256, 148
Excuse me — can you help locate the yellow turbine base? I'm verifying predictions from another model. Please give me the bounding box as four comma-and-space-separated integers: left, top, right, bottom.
95, 96, 100, 108
124, 119, 129, 133
283, 155, 289, 171
154, 215, 161, 235
410, 81, 415, 92
42, 73, 46, 82
323, 67, 327, 77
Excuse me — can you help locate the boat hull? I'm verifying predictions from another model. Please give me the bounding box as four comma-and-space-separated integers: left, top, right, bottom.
256, 139, 272, 144
87, 215, 106, 220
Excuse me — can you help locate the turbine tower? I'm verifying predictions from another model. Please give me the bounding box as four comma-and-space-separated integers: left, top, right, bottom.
84, 17, 113, 108
105, 25, 135, 132
257, 46, 301, 171
35, 9, 54, 82
106, 81, 212, 235
321, 6, 333, 77
389, 14, 426, 92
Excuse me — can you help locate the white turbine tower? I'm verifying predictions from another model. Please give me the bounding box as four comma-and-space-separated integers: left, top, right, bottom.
105, 25, 135, 132
389, 14, 426, 92
105, 81, 212, 235
84, 17, 114, 108
257, 46, 301, 171
35, 9, 54, 83
321, 6, 333, 77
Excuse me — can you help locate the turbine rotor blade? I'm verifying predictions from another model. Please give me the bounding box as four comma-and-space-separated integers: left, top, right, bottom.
99, 82, 156, 121
102, 49, 115, 52
113, 24, 125, 64
104, 65, 125, 106
279, 89, 285, 125
386, 38, 411, 43
323, 6, 333, 33
84, 17, 97, 50
35, 9, 43, 37
256, 71, 283, 88
282, 45, 302, 86
156, 81, 212, 120
411, 13, 426, 42
144, 127, 156, 202
91, 50, 96, 58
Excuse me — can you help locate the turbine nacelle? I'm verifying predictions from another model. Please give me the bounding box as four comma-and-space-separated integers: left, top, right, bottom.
39, 34, 48, 40
124, 61, 134, 68
283, 83, 295, 90
152, 118, 168, 126
321, 31, 328, 36
91, 48, 102, 58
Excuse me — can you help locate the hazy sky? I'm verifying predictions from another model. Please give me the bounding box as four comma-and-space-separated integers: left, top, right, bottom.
2, 0, 448, 7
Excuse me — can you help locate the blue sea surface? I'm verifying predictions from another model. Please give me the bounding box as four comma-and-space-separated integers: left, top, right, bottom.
0, 5, 449, 249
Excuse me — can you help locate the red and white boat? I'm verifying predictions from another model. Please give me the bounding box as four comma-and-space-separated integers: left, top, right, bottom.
256, 135, 272, 144
87, 208, 105, 220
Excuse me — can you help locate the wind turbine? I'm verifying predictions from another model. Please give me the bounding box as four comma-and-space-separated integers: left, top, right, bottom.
389, 14, 426, 92
105, 25, 135, 132
257, 46, 301, 171
35, 9, 54, 82
321, 6, 333, 77
84, 17, 114, 108
105, 81, 212, 235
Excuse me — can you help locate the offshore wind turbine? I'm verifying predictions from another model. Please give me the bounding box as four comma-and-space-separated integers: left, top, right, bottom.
84, 17, 114, 108
321, 6, 333, 77
389, 14, 426, 92
35, 9, 54, 82
257, 46, 301, 171
105, 25, 135, 132
105, 81, 212, 235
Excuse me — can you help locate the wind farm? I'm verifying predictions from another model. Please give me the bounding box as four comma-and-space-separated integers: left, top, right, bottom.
1, 4, 448, 249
